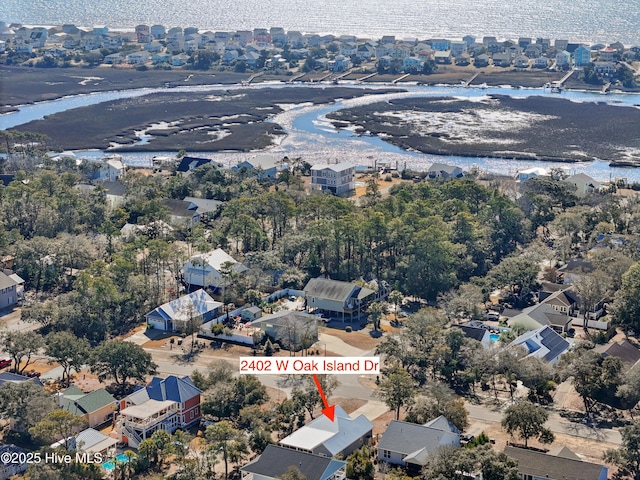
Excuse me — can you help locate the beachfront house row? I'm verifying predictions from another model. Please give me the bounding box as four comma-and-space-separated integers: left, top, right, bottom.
303, 277, 375, 321
573, 45, 592, 66
427, 163, 464, 180
556, 50, 571, 67
145, 289, 222, 332
182, 248, 247, 290
310, 162, 356, 195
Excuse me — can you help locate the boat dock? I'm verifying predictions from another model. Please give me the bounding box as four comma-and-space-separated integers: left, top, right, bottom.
242, 71, 264, 85
464, 72, 480, 87
392, 73, 411, 84
548, 69, 575, 91
356, 72, 378, 83
288, 72, 306, 83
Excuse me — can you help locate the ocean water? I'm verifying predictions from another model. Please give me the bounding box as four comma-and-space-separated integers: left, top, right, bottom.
3, 0, 640, 45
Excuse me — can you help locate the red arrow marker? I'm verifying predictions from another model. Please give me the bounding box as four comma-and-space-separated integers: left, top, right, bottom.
313, 374, 336, 422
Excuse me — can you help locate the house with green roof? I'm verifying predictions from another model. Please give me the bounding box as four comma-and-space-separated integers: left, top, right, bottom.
58, 386, 117, 428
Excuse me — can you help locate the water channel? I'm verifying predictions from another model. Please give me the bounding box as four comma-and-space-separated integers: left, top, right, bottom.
2, 81, 640, 182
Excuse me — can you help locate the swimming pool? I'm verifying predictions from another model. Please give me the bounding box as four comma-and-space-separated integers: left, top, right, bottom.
489, 333, 500, 342
102, 453, 131, 470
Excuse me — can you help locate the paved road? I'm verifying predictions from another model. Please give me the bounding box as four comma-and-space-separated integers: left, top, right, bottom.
465, 402, 622, 445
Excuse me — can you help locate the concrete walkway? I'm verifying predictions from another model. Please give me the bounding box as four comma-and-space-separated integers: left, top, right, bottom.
318, 333, 367, 357
350, 400, 389, 421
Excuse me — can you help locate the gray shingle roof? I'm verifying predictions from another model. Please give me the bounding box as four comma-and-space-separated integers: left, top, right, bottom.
378, 420, 460, 465
241, 445, 346, 480
504, 445, 607, 480
453, 324, 487, 343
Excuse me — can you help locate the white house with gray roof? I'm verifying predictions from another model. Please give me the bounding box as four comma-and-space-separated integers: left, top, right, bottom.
279, 405, 372, 458
182, 248, 247, 289
310, 162, 356, 195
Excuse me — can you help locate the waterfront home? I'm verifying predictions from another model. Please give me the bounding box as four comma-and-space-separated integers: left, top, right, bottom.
241, 445, 347, 480
104, 52, 123, 64
492, 52, 511, 67
253, 28, 271, 44
310, 162, 356, 195
504, 445, 608, 480
519, 37, 533, 48
233, 154, 288, 180
427, 163, 464, 179
566, 172, 601, 196
525, 43, 543, 58
331, 54, 351, 72
450, 41, 467, 56
182, 248, 247, 290
434, 50, 452, 64
533, 56, 550, 68
429, 39, 450, 51
145, 289, 222, 332
599, 45, 617, 62
403, 56, 424, 72
474, 53, 490, 67
556, 50, 571, 67
378, 419, 460, 473
594, 61, 616, 75
455, 52, 471, 66
514, 55, 530, 68
555, 39, 569, 51
391, 44, 411, 60
152, 52, 171, 64
356, 44, 375, 60
573, 45, 591, 67
126, 52, 150, 64
279, 405, 373, 457
150, 24, 166, 39
172, 53, 189, 66
135, 24, 150, 43
462, 35, 476, 46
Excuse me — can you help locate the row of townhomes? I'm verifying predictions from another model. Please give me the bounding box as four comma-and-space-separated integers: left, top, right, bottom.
2, 21, 639, 74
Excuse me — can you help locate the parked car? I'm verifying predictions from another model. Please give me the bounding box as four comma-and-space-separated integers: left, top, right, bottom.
0, 359, 11, 369
25, 369, 41, 378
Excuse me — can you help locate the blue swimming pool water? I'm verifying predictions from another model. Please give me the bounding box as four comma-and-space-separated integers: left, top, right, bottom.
102, 453, 130, 470
489, 334, 500, 342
